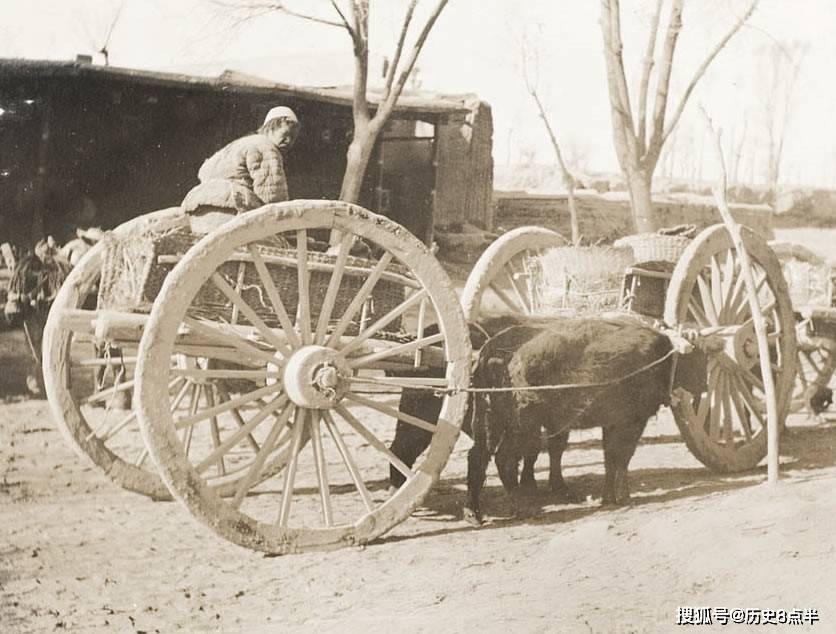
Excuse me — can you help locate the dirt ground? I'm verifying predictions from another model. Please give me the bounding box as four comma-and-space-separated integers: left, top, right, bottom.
1, 395, 835, 633
2, 227, 835, 633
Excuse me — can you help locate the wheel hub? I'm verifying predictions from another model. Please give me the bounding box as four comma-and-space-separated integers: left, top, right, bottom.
283, 345, 350, 409
730, 322, 760, 368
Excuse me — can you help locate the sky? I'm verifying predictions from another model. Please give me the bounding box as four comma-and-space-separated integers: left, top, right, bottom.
1, 0, 834, 186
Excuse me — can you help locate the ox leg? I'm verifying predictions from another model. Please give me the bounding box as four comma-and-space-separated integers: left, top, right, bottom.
546, 430, 580, 503
388, 420, 433, 490
388, 388, 441, 490
601, 418, 648, 506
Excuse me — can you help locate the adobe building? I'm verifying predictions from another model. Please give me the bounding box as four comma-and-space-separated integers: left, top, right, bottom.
0, 58, 493, 247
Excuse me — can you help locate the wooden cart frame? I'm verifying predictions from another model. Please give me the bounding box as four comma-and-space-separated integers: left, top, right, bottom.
43, 200, 798, 554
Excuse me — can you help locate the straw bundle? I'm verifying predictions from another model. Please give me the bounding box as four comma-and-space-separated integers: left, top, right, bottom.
532, 245, 634, 316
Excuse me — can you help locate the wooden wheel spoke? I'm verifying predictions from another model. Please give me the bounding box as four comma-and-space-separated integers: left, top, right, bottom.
346, 333, 445, 370
204, 386, 225, 476
210, 272, 292, 357
720, 374, 735, 444
278, 407, 306, 528
175, 382, 283, 430
91, 410, 136, 443
503, 267, 532, 314
339, 289, 429, 357
710, 255, 724, 317
729, 380, 754, 441
182, 383, 202, 457
687, 299, 712, 329
321, 410, 375, 513
327, 252, 394, 346
309, 411, 334, 527
247, 244, 302, 350
216, 384, 261, 453
695, 361, 720, 426
733, 274, 769, 322
729, 373, 766, 428
334, 405, 414, 479
489, 281, 523, 314
314, 233, 353, 345
413, 297, 428, 367
171, 368, 280, 381
230, 401, 294, 508
344, 393, 438, 433
295, 229, 313, 344
183, 318, 277, 366
696, 274, 720, 325
803, 351, 823, 375
708, 372, 724, 442
723, 267, 747, 321
194, 395, 287, 473
134, 448, 150, 468
84, 378, 135, 405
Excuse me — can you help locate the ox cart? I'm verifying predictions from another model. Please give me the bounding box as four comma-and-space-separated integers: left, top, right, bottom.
42, 200, 799, 554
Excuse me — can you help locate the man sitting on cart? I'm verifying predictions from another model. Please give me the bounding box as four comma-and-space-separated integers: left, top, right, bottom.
181, 105, 299, 232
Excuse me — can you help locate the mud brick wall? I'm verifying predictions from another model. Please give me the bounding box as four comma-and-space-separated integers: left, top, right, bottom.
434, 100, 494, 229
493, 193, 774, 243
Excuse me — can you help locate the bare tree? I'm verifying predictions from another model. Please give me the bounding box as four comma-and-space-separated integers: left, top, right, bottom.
759, 40, 807, 190
599, 0, 758, 232
213, 0, 449, 204
519, 30, 581, 244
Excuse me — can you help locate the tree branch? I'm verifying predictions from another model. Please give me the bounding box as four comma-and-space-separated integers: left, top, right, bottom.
599, 0, 638, 161
659, 0, 759, 148
378, 0, 449, 119
211, 0, 347, 29
329, 0, 354, 37
350, 0, 370, 125
381, 0, 418, 102
636, 0, 664, 155
645, 0, 683, 167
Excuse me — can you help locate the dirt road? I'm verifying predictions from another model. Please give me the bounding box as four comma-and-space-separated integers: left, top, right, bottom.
2, 395, 835, 633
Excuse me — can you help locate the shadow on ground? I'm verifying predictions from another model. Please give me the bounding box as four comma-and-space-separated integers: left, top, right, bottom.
376, 419, 836, 545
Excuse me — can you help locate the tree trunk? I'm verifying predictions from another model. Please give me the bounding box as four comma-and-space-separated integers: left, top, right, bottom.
626, 168, 655, 233
339, 128, 378, 204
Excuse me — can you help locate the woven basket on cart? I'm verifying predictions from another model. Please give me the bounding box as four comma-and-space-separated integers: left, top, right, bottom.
97, 228, 408, 336
613, 232, 692, 264
533, 245, 634, 316
620, 260, 676, 319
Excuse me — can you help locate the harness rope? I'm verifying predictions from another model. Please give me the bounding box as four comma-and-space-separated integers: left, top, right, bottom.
350, 348, 678, 396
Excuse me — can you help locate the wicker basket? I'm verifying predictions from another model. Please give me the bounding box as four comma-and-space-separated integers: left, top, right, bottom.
98, 228, 409, 336
613, 233, 692, 264
620, 260, 676, 318
533, 245, 634, 316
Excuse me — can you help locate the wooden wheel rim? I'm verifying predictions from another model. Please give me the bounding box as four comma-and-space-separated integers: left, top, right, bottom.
135, 200, 471, 554
461, 226, 568, 321
42, 209, 180, 499
791, 339, 835, 416
664, 224, 796, 472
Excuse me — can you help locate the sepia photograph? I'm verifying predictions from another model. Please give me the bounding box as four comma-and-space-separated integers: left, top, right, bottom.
0, 1, 834, 631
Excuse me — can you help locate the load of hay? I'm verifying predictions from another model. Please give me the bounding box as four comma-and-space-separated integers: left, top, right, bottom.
530, 245, 634, 316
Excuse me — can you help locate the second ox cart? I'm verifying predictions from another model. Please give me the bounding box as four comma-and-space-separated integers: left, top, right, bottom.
42, 200, 798, 554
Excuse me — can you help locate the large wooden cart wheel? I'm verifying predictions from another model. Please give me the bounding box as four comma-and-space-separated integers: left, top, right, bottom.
461, 226, 569, 321
135, 201, 471, 554
42, 208, 296, 499
770, 242, 835, 417
42, 209, 182, 499
664, 224, 797, 472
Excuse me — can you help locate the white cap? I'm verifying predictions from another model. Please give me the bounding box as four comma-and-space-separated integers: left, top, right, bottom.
263, 106, 298, 125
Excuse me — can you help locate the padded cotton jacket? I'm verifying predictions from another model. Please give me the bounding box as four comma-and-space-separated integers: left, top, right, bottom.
181, 133, 288, 213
